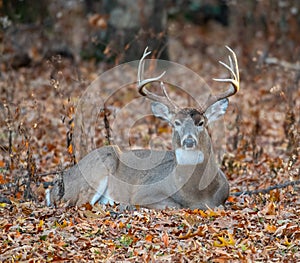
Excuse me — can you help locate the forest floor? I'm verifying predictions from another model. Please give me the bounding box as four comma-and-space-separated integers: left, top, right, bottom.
0, 13, 299, 262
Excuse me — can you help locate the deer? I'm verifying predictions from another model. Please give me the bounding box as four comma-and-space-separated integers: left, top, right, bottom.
46, 46, 240, 210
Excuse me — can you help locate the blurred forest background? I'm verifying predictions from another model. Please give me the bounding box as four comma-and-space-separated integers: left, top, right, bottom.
0, 1, 299, 261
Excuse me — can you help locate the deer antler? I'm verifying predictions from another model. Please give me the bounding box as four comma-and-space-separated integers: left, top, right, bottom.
137, 47, 178, 112
201, 46, 240, 112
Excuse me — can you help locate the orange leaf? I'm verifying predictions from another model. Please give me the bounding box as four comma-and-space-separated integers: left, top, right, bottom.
145, 234, 153, 242
88, 14, 108, 29
62, 219, 68, 227
57, 241, 66, 247
198, 210, 207, 217
178, 227, 205, 240
82, 202, 92, 211
15, 230, 21, 238
263, 201, 276, 215
265, 224, 277, 233
69, 218, 74, 227
0, 175, 8, 184
15, 192, 22, 199
227, 196, 236, 203
162, 232, 169, 247
68, 144, 73, 154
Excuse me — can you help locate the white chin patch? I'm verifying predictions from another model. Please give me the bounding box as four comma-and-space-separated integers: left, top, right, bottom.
175, 149, 204, 165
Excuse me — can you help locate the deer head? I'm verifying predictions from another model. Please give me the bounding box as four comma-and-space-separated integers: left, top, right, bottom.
138, 46, 239, 165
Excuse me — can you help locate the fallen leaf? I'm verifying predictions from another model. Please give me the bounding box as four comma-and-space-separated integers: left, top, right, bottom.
213, 233, 236, 247
265, 224, 277, 233
145, 234, 153, 242
162, 232, 169, 247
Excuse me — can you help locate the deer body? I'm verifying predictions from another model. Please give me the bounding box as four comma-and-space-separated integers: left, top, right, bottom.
46, 47, 239, 209
47, 147, 228, 209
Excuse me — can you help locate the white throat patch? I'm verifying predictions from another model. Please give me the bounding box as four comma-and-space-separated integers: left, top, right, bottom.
175, 149, 204, 165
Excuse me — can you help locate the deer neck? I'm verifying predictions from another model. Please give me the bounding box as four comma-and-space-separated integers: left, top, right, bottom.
175, 148, 204, 165
174, 130, 214, 166
174, 130, 219, 190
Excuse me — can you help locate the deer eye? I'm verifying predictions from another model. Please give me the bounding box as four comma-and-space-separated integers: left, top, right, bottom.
174, 120, 181, 126
197, 120, 204, 126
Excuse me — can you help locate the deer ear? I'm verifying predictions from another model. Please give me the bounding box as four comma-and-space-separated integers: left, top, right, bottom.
204, 98, 229, 124
151, 102, 173, 123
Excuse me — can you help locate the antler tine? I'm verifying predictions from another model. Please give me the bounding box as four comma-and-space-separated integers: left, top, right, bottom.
202, 46, 240, 112
137, 47, 151, 86
137, 47, 178, 112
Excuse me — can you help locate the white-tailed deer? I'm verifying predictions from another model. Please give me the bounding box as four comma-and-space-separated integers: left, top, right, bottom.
46, 46, 240, 209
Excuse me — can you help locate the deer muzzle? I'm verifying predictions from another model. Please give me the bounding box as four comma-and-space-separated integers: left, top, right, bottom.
182, 135, 198, 150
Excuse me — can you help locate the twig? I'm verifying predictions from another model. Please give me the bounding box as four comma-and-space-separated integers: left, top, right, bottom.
103, 106, 111, 145
231, 179, 300, 196
265, 57, 300, 71
36, 170, 64, 177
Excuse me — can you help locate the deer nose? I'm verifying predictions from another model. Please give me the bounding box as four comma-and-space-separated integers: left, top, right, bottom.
183, 136, 197, 149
